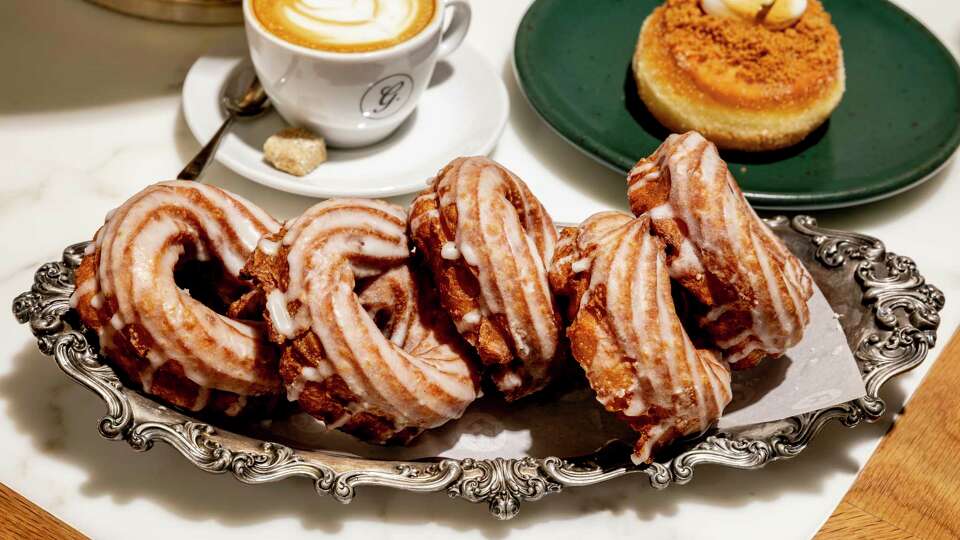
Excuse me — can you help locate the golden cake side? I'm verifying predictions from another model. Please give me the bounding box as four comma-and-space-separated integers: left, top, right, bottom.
633, 0, 845, 151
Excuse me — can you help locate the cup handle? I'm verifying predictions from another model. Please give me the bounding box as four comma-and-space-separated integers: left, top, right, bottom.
437, 0, 471, 60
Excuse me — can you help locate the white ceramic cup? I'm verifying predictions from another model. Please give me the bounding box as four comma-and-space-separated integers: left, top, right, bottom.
243, 0, 471, 148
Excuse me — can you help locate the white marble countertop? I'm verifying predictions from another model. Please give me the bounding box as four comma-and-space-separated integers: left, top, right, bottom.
1, 1, 958, 538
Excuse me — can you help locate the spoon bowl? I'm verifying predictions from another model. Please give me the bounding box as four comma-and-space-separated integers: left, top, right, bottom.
178, 62, 271, 181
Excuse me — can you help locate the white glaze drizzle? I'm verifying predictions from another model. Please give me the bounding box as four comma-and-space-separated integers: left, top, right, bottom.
440, 241, 460, 260
462, 309, 481, 325
258, 237, 281, 257
571, 212, 731, 464
266, 289, 296, 339
427, 157, 560, 395
80, 181, 282, 399
627, 132, 813, 365
571, 258, 591, 273
272, 199, 477, 431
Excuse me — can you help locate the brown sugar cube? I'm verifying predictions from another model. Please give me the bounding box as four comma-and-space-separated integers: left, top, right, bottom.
263, 127, 327, 176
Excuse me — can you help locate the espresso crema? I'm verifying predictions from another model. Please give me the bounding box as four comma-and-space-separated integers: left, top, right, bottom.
252, 0, 436, 53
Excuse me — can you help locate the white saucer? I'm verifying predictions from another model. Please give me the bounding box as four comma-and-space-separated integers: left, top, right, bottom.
182, 44, 508, 198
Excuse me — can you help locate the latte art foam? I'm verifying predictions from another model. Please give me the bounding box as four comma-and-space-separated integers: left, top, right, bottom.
253, 0, 436, 53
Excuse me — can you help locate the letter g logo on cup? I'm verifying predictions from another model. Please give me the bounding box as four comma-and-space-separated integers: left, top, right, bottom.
361, 74, 415, 119
244, 0, 472, 148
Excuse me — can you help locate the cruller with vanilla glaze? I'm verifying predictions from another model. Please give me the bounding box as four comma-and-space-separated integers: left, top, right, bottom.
548, 131, 814, 463
633, 0, 845, 151
241, 198, 479, 444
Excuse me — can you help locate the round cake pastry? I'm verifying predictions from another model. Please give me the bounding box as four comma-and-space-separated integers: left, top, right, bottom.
409, 156, 564, 401
70, 181, 282, 416
628, 132, 814, 368
242, 198, 479, 444
549, 212, 732, 464
633, 0, 845, 151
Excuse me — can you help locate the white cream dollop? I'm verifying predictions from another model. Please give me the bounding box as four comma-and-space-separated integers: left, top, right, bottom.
700, 0, 807, 29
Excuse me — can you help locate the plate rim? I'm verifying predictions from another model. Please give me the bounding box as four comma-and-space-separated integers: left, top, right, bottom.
182, 43, 510, 198
12, 216, 944, 520
512, 0, 960, 210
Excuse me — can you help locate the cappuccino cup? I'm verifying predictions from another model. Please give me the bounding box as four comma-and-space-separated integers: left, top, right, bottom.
244, 0, 471, 148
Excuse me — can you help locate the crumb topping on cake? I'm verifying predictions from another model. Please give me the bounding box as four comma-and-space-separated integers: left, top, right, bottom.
652, 0, 841, 103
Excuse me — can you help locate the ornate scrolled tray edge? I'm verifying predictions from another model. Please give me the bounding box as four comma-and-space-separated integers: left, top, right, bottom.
11, 215, 945, 520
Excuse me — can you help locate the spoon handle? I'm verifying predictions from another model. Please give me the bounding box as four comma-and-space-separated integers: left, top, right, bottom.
177, 114, 235, 181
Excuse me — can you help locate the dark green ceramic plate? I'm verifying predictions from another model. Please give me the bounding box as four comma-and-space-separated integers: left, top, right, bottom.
514, 0, 960, 209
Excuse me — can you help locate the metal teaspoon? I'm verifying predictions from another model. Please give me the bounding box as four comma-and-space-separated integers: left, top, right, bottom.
177, 63, 270, 181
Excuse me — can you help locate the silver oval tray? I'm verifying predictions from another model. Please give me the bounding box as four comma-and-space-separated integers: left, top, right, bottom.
11, 216, 944, 520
